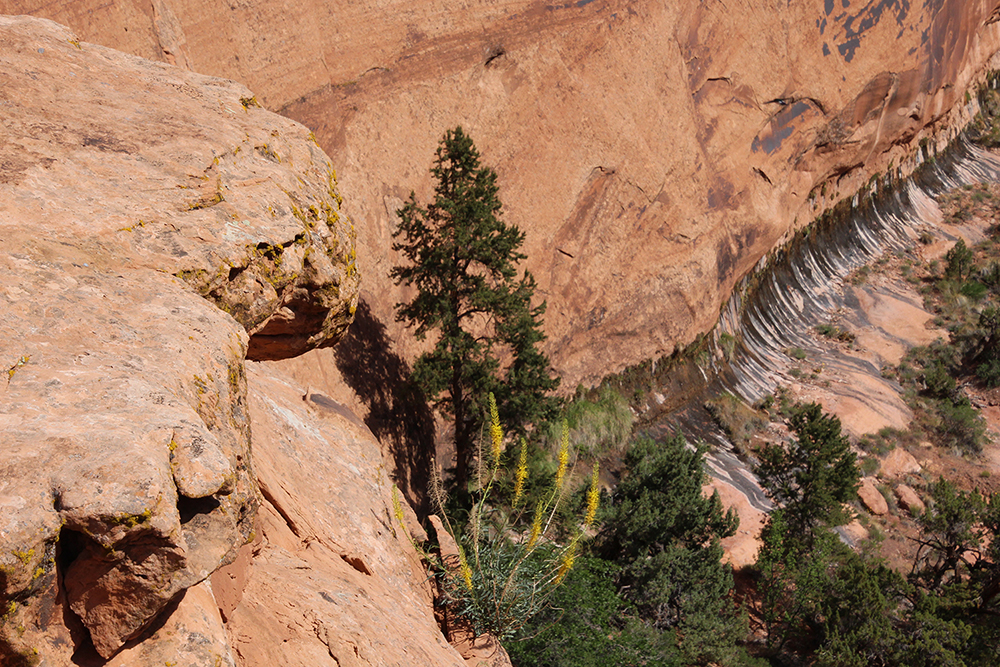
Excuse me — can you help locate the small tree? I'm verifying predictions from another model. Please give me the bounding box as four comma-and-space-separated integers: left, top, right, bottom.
599, 435, 744, 665
392, 127, 559, 486
945, 238, 974, 282
755, 402, 859, 537
753, 402, 863, 657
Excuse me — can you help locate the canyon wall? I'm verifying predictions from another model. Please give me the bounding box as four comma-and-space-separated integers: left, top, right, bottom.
5, 3, 1000, 664
0, 16, 464, 666
10, 0, 1000, 387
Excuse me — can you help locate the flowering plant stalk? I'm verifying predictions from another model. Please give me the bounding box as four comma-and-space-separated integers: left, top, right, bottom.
422, 392, 599, 641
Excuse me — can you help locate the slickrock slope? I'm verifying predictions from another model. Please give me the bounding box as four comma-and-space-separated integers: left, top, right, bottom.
213, 363, 463, 667
14, 0, 1000, 387
0, 17, 462, 667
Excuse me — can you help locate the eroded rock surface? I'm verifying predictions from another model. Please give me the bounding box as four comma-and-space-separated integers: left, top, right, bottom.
0, 16, 357, 663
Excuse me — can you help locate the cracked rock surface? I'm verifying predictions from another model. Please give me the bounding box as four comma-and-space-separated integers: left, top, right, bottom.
0, 15, 357, 663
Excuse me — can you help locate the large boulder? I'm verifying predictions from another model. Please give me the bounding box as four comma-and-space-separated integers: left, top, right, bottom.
880, 448, 923, 479
894, 484, 927, 516
858, 477, 889, 516
0, 16, 357, 663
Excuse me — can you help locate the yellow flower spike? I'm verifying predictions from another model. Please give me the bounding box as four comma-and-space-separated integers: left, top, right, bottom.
488, 393, 502, 463
392, 485, 413, 543
457, 545, 473, 591
584, 463, 600, 529
391, 486, 406, 525
554, 542, 576, 585
527, 501, 544, 549
555, 420, 569, 490
513, 437, 528, 506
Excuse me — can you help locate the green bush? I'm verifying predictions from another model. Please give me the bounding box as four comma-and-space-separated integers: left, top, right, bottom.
859, 457, 879, 476
507, 556, 685, 667
787, 346, 808, 360
511, 434, 759, 667
961, 281, 988, 301
945, 239, 974, 282
923, 361, 957, 398
935, 397, 986, 455
857, 427, 900, 456
977, 358, 1000, 387
599, 435, 747, 665
547, 384, 634, 459
815, 323, 856, 344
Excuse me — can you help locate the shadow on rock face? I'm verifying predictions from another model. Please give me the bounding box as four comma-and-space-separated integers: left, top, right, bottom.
333, 299, 435, 515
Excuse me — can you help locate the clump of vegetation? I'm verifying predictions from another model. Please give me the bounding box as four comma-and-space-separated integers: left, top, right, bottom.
425, 396, 598, 640
751, 402, 1000, 665
511, 433, 754, 667
786, 346, 807, 360
890, 339, 987, 455
815, 322, 856, 345
970, 85, 1000, 148
719, 331, 738, 362
755, 384, 797, 420
857, 426, 902, 456
705, 392, 767, 452
545, 384, 634, 459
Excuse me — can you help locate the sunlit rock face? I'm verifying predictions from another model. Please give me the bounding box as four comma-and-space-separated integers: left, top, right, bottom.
17, 0, 1000, 386
0, 15, 359, 664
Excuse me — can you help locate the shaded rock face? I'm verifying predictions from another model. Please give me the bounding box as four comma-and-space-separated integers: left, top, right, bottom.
17, 0, 1000, 386
0, 16, 357, 663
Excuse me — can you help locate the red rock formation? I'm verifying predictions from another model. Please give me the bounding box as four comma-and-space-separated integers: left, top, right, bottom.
14, 0, 1000, 387
0, 16, 397, 666
6, 3, 1000, 664
213, 363, 464, 667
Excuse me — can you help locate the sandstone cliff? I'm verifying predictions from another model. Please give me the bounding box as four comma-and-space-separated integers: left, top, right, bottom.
0, 17, 462, 666
13, 0, 1000, 388
6, 2, 1000, 664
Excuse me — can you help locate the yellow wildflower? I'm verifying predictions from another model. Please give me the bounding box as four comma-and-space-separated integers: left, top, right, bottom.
527, 501, 544, 549
457, 545, 473, 591
513, 437, 528, 506
555, 421, 569, 489
391, 486, 405, 524
584, 463, 600, 529
554, 542, 576, 585
488, 393, 502, 462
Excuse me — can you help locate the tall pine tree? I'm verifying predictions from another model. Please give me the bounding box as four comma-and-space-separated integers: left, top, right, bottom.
391, 127, 559, 487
